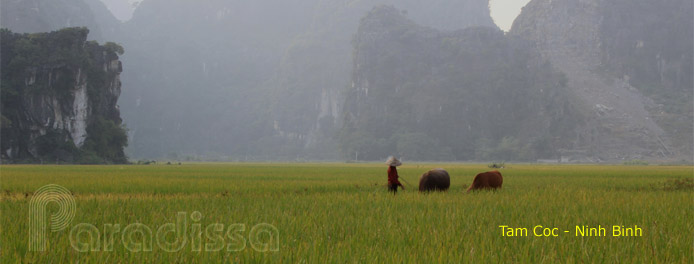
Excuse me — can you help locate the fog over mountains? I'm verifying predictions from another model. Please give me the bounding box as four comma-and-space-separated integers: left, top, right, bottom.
1, 0, 691, 162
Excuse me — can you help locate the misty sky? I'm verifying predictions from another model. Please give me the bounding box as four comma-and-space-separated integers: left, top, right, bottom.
489, 0, 531, 31
101, 0, 531, 31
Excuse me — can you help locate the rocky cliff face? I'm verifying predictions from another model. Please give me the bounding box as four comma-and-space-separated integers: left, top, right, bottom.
269, 0, 497, 159
1, 27, 127, 163
511, 0, 693, 161
117, 0, 495, 160
340, 6, 578, 161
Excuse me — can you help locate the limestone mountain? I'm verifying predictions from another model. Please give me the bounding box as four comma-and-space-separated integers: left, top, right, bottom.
268, 0, 496, 159
3, 0, 689, 162
340, 6, 578, 161
119, 0, 495, 160
1, 28, 127, 163
511, 0, 693, 160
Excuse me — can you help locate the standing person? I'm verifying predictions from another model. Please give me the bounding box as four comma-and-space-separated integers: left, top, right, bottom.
386, 156, 404, 193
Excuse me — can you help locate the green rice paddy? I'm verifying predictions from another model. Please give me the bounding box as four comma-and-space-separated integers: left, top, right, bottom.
1, 163, 692, 263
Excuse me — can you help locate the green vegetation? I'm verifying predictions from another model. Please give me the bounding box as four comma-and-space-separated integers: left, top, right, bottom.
103, 42, 124, 55
81, 117, 128, 164
0, 0, 117, 42
1, 163, 691, 262
0, 28, 127, 164
656, 178, 694, 191
623, 159, 649, 166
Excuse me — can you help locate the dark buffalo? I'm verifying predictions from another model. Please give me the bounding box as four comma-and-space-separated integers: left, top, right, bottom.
466, 170, 503, 193
419, 169, 450, 192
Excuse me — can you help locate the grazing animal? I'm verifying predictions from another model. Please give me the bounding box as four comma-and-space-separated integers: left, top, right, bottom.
466, 170, 503, 193
419, 169, 450, 192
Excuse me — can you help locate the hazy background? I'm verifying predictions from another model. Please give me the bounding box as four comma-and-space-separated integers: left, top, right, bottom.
98, 0, 533, 31
1, 0, 691, 163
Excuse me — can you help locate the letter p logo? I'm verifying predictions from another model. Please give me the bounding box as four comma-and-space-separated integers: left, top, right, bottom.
29, 184, 76, 251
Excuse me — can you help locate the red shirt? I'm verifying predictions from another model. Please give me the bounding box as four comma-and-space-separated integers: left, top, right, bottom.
387, 166, 402, 185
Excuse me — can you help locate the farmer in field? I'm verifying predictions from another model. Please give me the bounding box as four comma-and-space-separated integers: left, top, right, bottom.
386, 156, 404, 193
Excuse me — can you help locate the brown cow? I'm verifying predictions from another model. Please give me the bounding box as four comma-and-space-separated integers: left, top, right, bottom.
419, 169, 450, 192
466, 170, 503, 193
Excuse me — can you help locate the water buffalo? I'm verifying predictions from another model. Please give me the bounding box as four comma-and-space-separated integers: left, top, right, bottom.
466, 170, 503, 193
419, 169, 450, 192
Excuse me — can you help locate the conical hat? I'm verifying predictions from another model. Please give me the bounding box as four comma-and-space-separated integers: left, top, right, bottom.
385, 156, 402, 166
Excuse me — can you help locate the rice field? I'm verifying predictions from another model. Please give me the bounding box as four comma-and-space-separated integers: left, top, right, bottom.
1, 163, 692, 263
